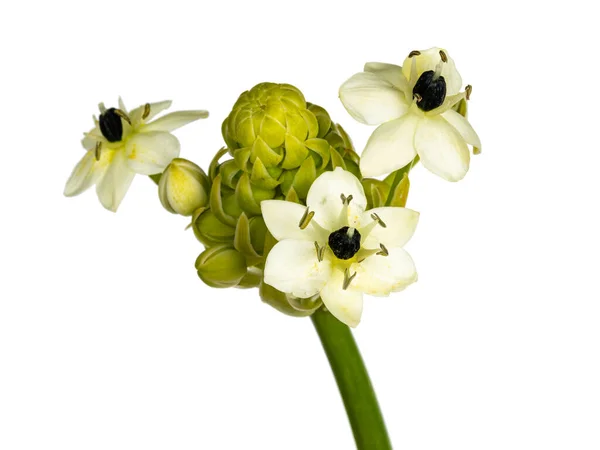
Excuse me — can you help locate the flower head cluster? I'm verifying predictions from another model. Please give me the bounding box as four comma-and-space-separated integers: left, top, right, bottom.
339, 47, 481, 181
64, 98, 208, 211
262, 168, 418, 327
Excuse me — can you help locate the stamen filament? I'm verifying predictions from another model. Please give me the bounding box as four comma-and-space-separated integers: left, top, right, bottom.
142, 103, 151, 120
114, 109, 132, 125
299, 207, 315, 230
343, 268, 357, 290
314, 242, 325, 262
465, 84, 473, 100
370, 213, 387, 228
94, 141, 102, 161
376, 244, 389, 257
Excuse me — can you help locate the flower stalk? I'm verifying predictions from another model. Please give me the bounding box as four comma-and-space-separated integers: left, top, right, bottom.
311, 308, 392, 450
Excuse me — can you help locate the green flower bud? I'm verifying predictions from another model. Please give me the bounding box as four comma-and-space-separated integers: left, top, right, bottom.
259, 281, 321, 317
195, 245, 247, 289
159, 158, 210, 216
192, 209, 235, 246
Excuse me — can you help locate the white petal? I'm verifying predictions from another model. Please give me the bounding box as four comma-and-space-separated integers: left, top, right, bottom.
362, 207, 419, 249
264, 240, 332, 298
320, 268, 363, 328
64, 150, 106, 197
364, 62, 409, 92
339, 72, 408, 125
442, 109, 481, 149
351, 247, 417, 296
129, 100, 173, 124
95, 150, 136, 212
81, 127, 103, 150
142, 110, 209, 133
261, 200, 324, 242
360, 113, 419, 178
402, 47, 462, 95
306, 167, 367, 231
124, 131, 180, 175
415, 116, 470, 182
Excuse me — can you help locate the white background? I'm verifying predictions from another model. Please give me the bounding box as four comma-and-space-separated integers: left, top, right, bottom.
1, 1, 598, 449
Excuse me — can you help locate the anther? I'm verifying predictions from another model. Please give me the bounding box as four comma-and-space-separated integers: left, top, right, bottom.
343, 268, 357, 290
413, 93, 422, 103
408, 50, 421, 58
299, 207, 315, 230
340, 193, 353, 205
439, 50, 448, 63
376, 243, 389, 257
371, 213, 387, 228
465, 85, 472, 100
94, 141, 102, 161
114, 109, 132, 125
314, 242, 325, 262
142, 103, 151, 120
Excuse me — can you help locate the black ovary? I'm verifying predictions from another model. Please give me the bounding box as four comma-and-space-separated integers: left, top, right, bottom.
99, 108, 124, 142
328, 226, 361, 260
412, 70, 446, 112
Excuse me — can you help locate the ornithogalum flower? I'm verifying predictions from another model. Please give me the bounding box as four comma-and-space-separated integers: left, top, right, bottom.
64, 98, 208, 211
339, 47, 481, 182
262, 168, 418, 327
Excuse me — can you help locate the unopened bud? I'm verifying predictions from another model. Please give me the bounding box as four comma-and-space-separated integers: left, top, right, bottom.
159, 158, 210, 216
259, 281, 321, 317
195, 245, 247, 288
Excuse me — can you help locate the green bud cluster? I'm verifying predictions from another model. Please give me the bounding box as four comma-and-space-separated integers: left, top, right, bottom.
192, 82, 361, 315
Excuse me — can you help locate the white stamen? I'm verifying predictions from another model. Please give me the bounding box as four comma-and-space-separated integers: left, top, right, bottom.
346, 227, 355, 239
432, 60, 444, 81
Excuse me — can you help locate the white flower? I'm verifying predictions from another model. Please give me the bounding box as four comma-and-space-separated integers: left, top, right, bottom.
262, 168, 419, 327
64, 98, 209, 212
339, 47, 481, 182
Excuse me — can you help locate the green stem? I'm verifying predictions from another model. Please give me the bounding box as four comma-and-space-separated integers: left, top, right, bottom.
311, 308, 392, 450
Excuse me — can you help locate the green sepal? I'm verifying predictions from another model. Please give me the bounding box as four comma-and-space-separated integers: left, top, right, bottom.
149, 173, 161, 185
292, 156, 317, 199
307, 103, 332, 139
192, 209, 235, 247
236, 267, 263, 289
329, 147, 347, 170
218, 159, 242, 189
362, 178, 390, 209
234, 109, 256, 148
285, 111, 309, 141
285, 186, 301, 204
260, 114, 287, 148
209, 174, 238, 227
305, 138, 331, 170
233, 147, 252, 172
282, 134, 309, 169
387, 172, 410, 207
234, 212, 263, 267
250, 157, 282, 189
299, 109, 319, 139
235, 172, 275, 216
209, 147, 229, 182
251, 136, 283, 167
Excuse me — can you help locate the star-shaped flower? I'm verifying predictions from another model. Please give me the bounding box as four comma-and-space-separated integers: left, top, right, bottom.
339, 47, 481, 182
64, 98, 208, 211
262, 168, 419, 327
